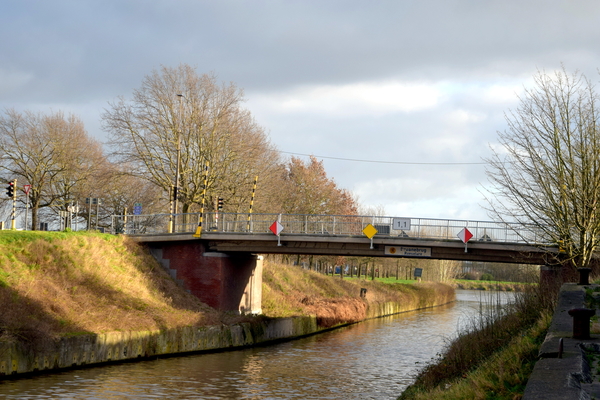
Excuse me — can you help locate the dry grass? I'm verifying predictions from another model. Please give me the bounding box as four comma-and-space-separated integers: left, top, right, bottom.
261, 260, 454, 327
399, 283, 556, 399
401, 312, 551, 400
0, 230, 454, 352
0, 230, 221, 349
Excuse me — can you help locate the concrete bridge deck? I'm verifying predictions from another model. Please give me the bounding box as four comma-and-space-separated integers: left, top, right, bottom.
131, 231, 556, 265
119, 212, 564, 314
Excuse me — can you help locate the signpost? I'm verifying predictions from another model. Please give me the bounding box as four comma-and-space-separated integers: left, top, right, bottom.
23, 184, 31, 230
363, 223, 378, 249
392, 217, 411, 231
414, 267, 423, 281
385, 246, 431, 257
270, 215, 284, 246
457, 227, 473, 252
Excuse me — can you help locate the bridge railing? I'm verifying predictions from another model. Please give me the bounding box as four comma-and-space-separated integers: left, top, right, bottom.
112, 212, 548, 245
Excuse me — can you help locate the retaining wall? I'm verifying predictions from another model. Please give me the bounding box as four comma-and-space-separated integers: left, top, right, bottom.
0, 296, 453, 377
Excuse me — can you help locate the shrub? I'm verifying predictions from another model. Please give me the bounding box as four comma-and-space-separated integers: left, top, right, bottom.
480, 273, 494, 281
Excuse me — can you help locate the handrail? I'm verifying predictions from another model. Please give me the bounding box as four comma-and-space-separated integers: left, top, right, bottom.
111, 212, 548, 245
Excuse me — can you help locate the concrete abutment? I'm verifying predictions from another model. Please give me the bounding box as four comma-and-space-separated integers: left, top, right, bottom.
148, 241, 262, 314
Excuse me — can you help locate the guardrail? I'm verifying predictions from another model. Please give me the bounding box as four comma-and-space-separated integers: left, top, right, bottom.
112, 212, 548, 245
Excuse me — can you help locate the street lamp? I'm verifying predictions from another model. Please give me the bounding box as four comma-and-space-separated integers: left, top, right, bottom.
172, 94, 184, 231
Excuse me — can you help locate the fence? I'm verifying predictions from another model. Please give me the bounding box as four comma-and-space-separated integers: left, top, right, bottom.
111, 212, 547, 245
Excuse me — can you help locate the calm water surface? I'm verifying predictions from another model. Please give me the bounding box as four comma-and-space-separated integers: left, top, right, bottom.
0, 290, 515, 399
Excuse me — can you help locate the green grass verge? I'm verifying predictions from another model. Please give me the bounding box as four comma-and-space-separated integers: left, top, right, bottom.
399, 312, 550, 399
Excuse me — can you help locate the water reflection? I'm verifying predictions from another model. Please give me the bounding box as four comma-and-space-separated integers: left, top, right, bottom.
0, 290, 516, 399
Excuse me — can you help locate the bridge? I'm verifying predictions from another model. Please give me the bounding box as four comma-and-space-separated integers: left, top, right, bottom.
113, 212, 563, 314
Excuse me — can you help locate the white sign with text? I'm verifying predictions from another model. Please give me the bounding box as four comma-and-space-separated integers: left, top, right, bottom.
384, 246, 431, 257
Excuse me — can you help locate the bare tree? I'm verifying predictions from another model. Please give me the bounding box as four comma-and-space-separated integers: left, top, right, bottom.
485, 68, 600, 270
102, 64, 279, 216
0, 109, 103, 230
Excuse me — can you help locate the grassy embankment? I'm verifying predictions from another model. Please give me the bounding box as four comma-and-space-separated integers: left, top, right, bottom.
261, 262, 454, 326
0, 230, 223, 350
398, 283, 556, 400
0, 230, 453, 351
348, 276, 532, 292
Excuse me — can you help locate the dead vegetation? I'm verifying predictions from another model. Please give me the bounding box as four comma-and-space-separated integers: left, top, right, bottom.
0, 230, 453, 351
261, 259, 454, 327
0, 230, 221, 349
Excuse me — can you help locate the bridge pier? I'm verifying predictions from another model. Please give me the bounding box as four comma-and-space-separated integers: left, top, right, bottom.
148, 241, 262, 314
540, 258, 600, 291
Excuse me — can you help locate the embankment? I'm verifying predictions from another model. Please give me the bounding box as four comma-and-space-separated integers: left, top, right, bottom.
0, 231, 454, 377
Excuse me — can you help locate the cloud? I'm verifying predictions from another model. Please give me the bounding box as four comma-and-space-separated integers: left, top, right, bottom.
250, 81, 445, 117
2, 0, 600, 224
0, 69, 35, 97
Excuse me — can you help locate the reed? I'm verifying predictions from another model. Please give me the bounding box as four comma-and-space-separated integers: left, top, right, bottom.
399, 283, 556, 399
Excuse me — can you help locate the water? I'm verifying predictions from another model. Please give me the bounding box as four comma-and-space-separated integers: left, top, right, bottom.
0, 290, 515, 399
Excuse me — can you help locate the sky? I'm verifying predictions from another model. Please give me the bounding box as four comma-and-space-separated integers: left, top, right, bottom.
2, 0, 600, 222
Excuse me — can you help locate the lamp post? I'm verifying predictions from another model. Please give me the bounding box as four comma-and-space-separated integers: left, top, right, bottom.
172, 94, 184, 231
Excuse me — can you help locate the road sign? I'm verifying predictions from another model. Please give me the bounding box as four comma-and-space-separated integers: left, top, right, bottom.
270, 220, 283, 236
385, 246, 431, 257
457, 228, 473, 243
392, 218, 411, 231
133, 203, 142, 215
457, 227, 473, 253
362, 224, 378, 239
23, 184, 31, 195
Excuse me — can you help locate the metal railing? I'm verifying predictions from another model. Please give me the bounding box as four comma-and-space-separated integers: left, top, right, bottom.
111, 212, 548, 245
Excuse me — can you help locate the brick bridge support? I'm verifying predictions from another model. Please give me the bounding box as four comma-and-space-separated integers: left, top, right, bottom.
147, 241, 262, 314
540, 258, 600, 290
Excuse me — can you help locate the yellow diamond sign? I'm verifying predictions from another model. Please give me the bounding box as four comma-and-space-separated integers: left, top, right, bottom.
363, 223, 378, 239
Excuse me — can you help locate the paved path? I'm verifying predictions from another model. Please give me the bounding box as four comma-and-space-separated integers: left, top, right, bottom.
524, 283, 600, 399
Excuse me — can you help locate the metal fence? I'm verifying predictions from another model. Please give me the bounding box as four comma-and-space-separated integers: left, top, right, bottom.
111, 212, 547, 245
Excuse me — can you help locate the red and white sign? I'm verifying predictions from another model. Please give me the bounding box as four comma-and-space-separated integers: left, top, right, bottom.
269, 220, 283, 236
23, 184, 31, 195
457, 228, 473, 243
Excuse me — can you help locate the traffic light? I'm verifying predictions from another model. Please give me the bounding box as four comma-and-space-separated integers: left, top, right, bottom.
5, 181, 14, 198
217, 197, 224, 211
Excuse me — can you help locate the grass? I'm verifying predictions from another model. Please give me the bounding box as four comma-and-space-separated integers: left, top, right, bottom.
0, 230, 455, 351
330, 276, 532, 292
453, 279, 533, 292
399, 312, 551, 400
398, 283, 556, 399
0, 230, 222, 350
261, 260, 455, 326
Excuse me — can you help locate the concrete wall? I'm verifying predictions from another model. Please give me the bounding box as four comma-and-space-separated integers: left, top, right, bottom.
0, 296, 453, 377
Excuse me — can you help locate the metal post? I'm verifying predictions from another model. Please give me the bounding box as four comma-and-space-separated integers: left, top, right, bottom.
193, 161, 209, 238
247, 176, 257, 232
173, 94, 184, 233
10, 179, 17, 230
24, 188, 29, 231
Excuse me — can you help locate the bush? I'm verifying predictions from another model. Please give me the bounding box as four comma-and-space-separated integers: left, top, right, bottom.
480, 273, 494, 281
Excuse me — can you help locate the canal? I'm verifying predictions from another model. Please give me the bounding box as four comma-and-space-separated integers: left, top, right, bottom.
0, 290, 515, 399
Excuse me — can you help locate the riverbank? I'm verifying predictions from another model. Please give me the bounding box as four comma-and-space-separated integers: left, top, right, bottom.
399, 282, 555, 399
0, 230, 454, 377
451, 279, 532, 292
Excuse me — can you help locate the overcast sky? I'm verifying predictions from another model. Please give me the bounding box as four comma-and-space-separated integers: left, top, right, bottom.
2, 1, 600, 221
